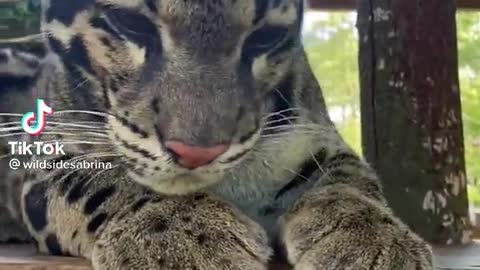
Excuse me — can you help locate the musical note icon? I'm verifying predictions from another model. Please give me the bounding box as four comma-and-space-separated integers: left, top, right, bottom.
21, 99, 54, 136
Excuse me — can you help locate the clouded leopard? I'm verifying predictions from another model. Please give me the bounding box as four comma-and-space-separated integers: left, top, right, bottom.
0, 0, 433, 269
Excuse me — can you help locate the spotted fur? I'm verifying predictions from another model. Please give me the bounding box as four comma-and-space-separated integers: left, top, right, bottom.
0, 0, 433, 269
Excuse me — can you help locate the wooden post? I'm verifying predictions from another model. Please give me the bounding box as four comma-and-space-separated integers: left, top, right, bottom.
357, 0, 472, 244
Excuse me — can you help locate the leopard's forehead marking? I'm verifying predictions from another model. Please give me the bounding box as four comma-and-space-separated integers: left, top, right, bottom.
42, 0, 303, 70
155, 0, 301, 26
43, 0, 94, 26
100, 0, 145, 8
43, 0, 301, 27
40, 0, 304, 88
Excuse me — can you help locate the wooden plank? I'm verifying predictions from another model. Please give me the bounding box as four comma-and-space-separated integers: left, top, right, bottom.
2, 244, 480, 269
0, 245, 91, 270
435, 243, 480, 269
308, 0, 480, 10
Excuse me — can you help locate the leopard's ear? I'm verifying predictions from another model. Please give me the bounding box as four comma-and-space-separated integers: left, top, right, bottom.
0, 35, 46, 93
0, 39, 46, 114
0, 48, 41, 93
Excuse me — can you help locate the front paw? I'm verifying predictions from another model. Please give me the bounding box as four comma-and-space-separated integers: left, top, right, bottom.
92, 194, 272, 270
280, 185, 433, 270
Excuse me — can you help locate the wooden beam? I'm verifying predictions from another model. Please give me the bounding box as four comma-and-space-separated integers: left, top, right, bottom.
308, 0, 356, 10
308, 0, 480, 10
458, 0, 480, 9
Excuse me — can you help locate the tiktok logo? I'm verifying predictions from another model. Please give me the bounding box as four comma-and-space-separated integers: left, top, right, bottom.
21, 99, 54, 136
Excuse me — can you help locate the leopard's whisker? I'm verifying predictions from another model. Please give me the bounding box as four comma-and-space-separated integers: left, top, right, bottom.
0, 113, 24, 117
83, 165, 120, 186
0, 132, 109, 138
0, 122, 107, 130
71, 157, 120, 167
72, 78, 90, 91
53, 167, 87, 184
45, 131, 110, 138
0, 132, 29, 138
0, 121, 21, 127
55, 110, 113, 117
264, 107, 303, 116
67, 152, 121, 163
262, 108, 303, 119
67, 121, 107, 126
0, 153, 12, 160
308, 148, 328, 176
41, 140, 112, 145
261, 127, 326, 135
263, 116, 303, 126
0, 127, 24, 133
0, 32, 49, 44
268, 88, 331, 180
283, 167, 311, 182
78, 132, 110, 138
261, 123, 324, 132
47, 122, 109, 130
260, 129, 334, 138
45, 128, 109, 134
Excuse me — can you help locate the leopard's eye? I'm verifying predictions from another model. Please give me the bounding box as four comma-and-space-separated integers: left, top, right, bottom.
104, 7, 157, 36
242, 26, 289, 62
97, 6, 160, 55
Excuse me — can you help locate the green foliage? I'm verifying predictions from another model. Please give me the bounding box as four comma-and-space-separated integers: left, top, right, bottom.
457, 12, 480, 206
468, 184, 480, 207
303, 11, 480, 206
0, 1, 37, 19
0, 1, 40, 38
304, 12, 359, 109
303, 12, 362, 155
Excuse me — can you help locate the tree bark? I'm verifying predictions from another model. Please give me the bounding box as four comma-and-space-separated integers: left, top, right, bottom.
357, 0, 471, 245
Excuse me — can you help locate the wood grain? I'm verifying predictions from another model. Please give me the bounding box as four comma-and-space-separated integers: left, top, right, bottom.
2, 243, 480, 269
0, 245, 91, 270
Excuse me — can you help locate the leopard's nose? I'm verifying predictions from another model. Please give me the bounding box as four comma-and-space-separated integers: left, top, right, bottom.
165, 141, 229, 169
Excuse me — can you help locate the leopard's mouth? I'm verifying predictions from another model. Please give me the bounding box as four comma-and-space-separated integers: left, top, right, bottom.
110, 124, 262, 194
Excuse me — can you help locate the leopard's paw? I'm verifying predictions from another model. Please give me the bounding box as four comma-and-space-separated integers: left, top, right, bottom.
280, 186, 433, 270
92, 194, 271, 270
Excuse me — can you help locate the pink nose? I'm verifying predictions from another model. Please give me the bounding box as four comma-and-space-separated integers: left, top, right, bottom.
165, 141, 229, 169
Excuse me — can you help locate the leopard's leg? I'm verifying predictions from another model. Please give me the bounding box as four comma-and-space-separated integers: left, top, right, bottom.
22, 168, 272, 269
0, 165, 30, 243
279, 127, 433, 270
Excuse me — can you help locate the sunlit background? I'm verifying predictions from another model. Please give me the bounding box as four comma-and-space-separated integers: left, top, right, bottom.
302, 10, 480, 209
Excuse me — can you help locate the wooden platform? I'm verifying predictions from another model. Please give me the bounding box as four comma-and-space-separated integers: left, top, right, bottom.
435, 243, 480, 270
0, 245, 90, 270
1, 243, 480, 270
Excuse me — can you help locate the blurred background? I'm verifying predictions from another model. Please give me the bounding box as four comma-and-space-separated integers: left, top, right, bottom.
302, 10, 480, 215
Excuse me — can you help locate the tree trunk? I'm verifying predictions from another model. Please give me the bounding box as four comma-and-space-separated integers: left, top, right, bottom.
357, 0, 471, 245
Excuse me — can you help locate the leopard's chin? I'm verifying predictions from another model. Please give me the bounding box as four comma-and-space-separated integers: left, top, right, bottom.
129, 170, 226, 195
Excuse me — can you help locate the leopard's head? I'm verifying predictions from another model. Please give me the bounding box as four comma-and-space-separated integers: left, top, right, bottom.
42, 0, 306, 194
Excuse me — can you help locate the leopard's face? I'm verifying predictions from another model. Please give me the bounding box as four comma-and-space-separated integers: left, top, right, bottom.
43, 0, 304, 194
